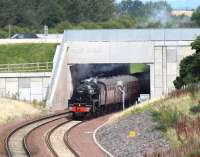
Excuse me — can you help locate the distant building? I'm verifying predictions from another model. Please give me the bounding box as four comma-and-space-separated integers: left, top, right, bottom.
171, 10, 194, 17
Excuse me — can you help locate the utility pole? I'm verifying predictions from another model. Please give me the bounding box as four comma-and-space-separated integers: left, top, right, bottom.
117, 81, 125, 110
8, 24, 11, 38
44, 25, 48, 36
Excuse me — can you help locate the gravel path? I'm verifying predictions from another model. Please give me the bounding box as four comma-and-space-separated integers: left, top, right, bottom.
96, 111, 170, 157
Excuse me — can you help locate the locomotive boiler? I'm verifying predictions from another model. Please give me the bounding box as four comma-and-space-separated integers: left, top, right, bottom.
68, 75, 140, 118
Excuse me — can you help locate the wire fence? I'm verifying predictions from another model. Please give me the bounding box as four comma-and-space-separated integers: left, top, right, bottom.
0, 62, 53, 73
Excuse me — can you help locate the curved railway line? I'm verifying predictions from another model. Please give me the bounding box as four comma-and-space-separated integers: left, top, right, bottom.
4, 111, 82, 157
47, 120, 81, 157
24, 116, 69, 157
63, 123, 83, 157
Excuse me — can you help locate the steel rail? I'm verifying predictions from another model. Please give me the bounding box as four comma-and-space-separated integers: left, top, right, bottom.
5, 111, 70, 157
63, 122, 84, 157
45, 120, 72, 157
23, 115, 70, 157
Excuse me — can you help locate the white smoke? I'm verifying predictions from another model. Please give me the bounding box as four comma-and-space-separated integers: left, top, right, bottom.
140, 7, 191, 28
149, 9, 171, 25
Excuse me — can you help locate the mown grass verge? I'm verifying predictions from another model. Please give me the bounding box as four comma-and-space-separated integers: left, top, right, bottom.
0, 43, 57, 64
0, 98, 47, 124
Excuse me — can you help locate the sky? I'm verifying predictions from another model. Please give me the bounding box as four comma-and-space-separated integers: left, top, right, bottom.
116, 0, 200, 9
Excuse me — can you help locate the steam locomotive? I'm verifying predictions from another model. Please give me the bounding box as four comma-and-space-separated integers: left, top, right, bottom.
68, 75, 140, 118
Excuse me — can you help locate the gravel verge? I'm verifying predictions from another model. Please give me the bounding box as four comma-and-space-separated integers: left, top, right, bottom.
96, 111, 170, 157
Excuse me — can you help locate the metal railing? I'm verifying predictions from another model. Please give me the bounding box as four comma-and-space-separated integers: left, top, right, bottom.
0, 62, 53, 73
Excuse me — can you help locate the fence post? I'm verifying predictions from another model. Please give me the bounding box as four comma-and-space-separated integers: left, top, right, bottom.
0, 62, 53, 73
47, 62, 48, 71
22, 63, 24, 72
8, 64, 10, 72
37, 63, 40, 71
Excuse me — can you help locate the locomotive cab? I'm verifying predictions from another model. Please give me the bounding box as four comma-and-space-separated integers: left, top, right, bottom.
69, 78, 100, 117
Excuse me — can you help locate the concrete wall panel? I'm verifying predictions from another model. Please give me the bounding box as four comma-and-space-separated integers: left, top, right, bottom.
19, 88, 31, 100
155, 63, 163, 74
6, 78, 18, 95
66, 42, 154, 64
31, 78, 43, 88
31, 87, 42, 95
154, 88, 163, 97
167, 63, 177, 75
167, 49, 177, 63
0, 73, 51, 102
0, 78, 5, 89
155, 75, 163, 88
0, 89, 5, 97
42, 78, 49, 88
167, 75, 176, 88
42, 88, 47, 100
154, 48, 163, 62
19, 78, 30, 88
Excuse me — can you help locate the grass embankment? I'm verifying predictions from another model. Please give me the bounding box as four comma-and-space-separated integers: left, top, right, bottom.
0, 43, 57, 64
110, 89, 200, 157
0, 98, 47, 124
130, 63, 149, 74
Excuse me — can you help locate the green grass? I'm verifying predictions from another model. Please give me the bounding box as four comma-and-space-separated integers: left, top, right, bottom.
110, 89, 200, 150
0, 43, 57, 64
151, 106, 182, 132
130, 63, 149, 74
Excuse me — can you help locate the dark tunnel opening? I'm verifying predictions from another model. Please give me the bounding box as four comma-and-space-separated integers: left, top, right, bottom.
70, 63, 150, 95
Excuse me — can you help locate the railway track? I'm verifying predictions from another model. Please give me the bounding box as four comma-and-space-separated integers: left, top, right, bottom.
46, 120, 82, 157
63, 123, 83, 157
5, 112, 71, 157
4, 110, 108, 157
24, 116, 69, 157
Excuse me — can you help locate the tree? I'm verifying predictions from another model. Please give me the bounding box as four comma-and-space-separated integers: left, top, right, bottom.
191, 6, 200, 26
37, 0, 65, 27
174, 36, 200, 89
118, 0, 145, 17
85, 0, 115, 22
64, 0, 115, 23
0, 0, 17, 27
191, 36, 200, 54
0, 0, 115, 27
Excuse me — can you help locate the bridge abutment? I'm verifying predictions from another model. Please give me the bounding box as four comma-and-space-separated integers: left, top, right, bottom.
47, 29, 199, 108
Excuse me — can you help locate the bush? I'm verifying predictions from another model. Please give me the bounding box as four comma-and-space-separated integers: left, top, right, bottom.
79, 22, 102, 29
0, 29, 8, 38
54, 21, 73, 33
32, 99, 46, 109
174, 36, 200, 89
190, 105, 200, 114
168, 89, 187, 98
151, 107, 182, 132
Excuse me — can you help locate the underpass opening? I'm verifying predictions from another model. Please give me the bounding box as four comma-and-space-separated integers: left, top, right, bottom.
69, 63, 150, 104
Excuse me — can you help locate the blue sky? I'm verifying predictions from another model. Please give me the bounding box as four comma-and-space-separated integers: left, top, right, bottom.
116, 0, 200, 9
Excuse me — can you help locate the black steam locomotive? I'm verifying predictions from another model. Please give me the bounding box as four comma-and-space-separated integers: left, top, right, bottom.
69, 75, 140, 118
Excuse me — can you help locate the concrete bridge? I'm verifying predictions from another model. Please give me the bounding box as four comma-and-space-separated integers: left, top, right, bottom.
47, 29, 200, 108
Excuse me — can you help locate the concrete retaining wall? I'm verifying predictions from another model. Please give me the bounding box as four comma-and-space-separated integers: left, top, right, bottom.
0, 72, 51, 102
151, 44, 195, 98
